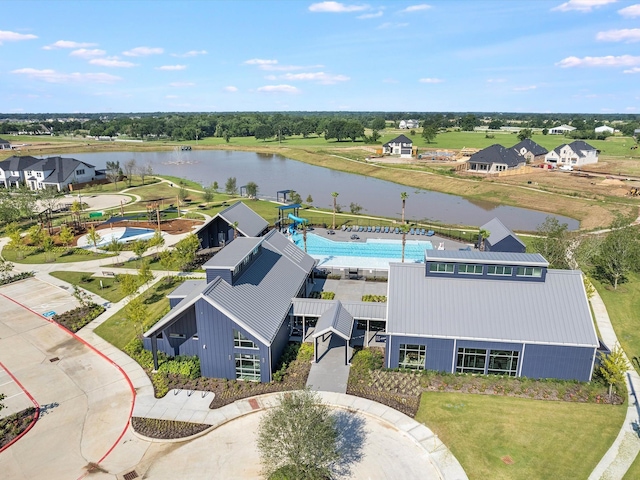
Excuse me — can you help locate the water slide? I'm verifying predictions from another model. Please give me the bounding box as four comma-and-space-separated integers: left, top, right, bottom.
288, 213, 308, 235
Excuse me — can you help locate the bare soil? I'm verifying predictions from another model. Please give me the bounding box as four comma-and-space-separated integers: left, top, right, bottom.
94, 218, 202, 235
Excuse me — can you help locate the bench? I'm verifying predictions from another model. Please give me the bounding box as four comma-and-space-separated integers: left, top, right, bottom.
102, 271, 116, 277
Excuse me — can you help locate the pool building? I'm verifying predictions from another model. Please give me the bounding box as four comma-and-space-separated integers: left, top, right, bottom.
143, 203, 599, 383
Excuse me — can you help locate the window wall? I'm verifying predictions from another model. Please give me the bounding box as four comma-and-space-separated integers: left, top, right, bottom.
456, 348, 520, 376
234, 329, 258, 349
398, 344, 426, 370
235, 353, 261, 381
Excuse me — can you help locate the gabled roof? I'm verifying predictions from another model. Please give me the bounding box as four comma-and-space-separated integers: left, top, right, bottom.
203, 237, 263, 270
387, 263, 597, 347
511, 138, 548, 156
166, 280, 206, 298
480, 217, 526, 250
383, 134, 413, 147
568, 140, 596, 156
0, 155, 41, 172
468, 144, 525, 167
215, 201, 269, 237
425, 249, 548, 267
34, 156, 95, 184
551, 124, 576, 131
313, 301, 354, 340
0, 138, 10, 145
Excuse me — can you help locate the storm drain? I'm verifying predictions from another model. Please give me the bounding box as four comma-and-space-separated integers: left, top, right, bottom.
123, 471, 139, 480
49, 357, 60, 362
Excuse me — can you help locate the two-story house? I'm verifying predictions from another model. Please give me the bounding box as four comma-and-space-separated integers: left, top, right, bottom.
382, 134, 413, 158
544, 141, 598, 167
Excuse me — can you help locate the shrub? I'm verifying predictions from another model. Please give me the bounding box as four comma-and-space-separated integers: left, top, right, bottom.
152, 372, 169, 398
52, 303, 105, 332
297, 343, 314, 362
362, 294, 387, 303
157, 355, 201, 379
0, 271, 34, 286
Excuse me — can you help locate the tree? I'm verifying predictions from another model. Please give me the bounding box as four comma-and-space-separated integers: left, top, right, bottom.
137, 161, 153, 186
421, 124, 437, 144
400, 191, 410, 225
542, 128, 549, 135
38, 187, 61, 212
124, 158, 137, 187
132, 239, 148, 261
488, 119, 503, 130
72, 285, 92, 308
331, 192, 339, 229
28, 224, 44, 248
370, 129, 381, 143
149, 229, 165, 256
350, 202, 362, 215
87, 225, 102, 254
71, 199, 82, 224
246, 181, 259, 198
138, 260, 154, 287
225, 177, 238, 195
531, 217, 571, 269
478, 229, 490, 251
371, 117, 386, 131
126, 296, 149, 334
6, 222, 22, 248
42, 232, 55, 262
592, 217, 640, 289
255, 124, 274, 142
0, 393, 5, 414
0, 257, 15, 281
173, 233, 200, 270
599, 345, 628, 400
108, 237, 124, 265
106, 161, 121, 190
517, 128, 533, 141
119, 273, 140, 299
178, 186, 188, 204
203, 184, 215, 203
460, 114, 479, 131
401, 224, 410, 263
290, 191, 303, 205
212, 181, 219, 192
306, 194, 313, 206
59, 224, 74, 249
257, 389, 339, 480
224, 131, 231, 143
159, 249, 175, 278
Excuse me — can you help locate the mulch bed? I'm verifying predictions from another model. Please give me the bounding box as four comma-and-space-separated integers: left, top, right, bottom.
131, 417, 211, 439
95, 218, 202, 235
52, 304, 106, 332
0, 407, 37, 449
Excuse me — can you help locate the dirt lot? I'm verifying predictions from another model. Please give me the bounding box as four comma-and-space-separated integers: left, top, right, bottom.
94, 218, 203, 235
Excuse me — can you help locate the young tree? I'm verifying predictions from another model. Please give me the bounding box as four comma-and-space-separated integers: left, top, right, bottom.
349, 202, 362, 215
225, 177, 238, 195
6, 222, 22, 248
132, 239, 149, 264
599, 345, 628, 400
124, 158, 137, 187
159, 249, 175, 278
106, 160, 121, 190
306, 194, 313, 206
42, 232, 55, 262
149, 229, 165, 256
245, 181, 259, 198
223, 131, 231, 143
72, 285, 92, 309
86, 225, 102, 254
531, 217, 571, 269
38, 187, 61, 212
174, 233, 200, 270
478, 228, 490, 251
178, 186, 188, 204
212, 181, 219, 192
290, 191, 303, 205
109, 237, 124, 265
400, 192, 408, 224
138, 260, 154, 288
203, 184, 215, 203
137, 161, 153, 186
28, 224, 44, 248
125, 296, 149, 334
592, 216, 639, 289
0, 258, 15, 282
331, 191, 339, 229
119, 273, 140, 299
257, 389, 339, 480
59, 224, 74, 249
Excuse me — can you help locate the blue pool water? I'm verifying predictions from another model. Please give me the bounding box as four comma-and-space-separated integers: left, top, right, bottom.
291, 232, 432, 265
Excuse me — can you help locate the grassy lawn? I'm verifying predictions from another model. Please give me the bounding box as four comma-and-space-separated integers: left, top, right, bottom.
592, 272, 640, 375
416, 392, 625, 480
48, 271, 128, 303
624, 455, 640, 479
1, 247, 114, 264
94, 276, 183, 350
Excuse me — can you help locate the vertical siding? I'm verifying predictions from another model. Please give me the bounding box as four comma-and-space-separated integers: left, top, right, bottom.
269, 318, 291, 381
387, 335, 454, 372
205, 268, 232, 284
142, 306, 200, 357
492, 236, 526, 254
169, 298, 181, 309
520, 344, 595, 381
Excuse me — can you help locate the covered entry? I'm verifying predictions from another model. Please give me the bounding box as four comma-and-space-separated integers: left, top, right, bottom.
312, 302, 354, 365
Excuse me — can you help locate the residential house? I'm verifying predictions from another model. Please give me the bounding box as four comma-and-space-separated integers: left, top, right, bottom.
0, 155, 41, 188
548, 125, 576, 135
196, 201, 269, 249
480, 218, 526, 253
382, 135, 413, 158
510, 138, 548, 163
467, 144, 525, 174
594, 125, 615, 134
399, 119, 419, 130
0, 138, 11, 150
0, 155, 99, 190
544, 140, 598, 167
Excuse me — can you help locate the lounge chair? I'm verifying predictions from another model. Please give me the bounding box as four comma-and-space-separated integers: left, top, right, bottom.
409, 228, 415, 235
367, 226, 372, 232
375, 226, 381, 233
341, 225, 346, 231
347, 226, 352, 232
384, 226, 390, 233
394, 227, 399, 234
358, 226, 364, 232
426, 230, 435, 236
420, 228, 426, 235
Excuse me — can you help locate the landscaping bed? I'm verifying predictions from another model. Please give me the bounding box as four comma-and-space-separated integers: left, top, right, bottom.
52, 303, 105, 332
0, 271, 34, 286
130, 417, 211, 439
0, 407, 37, 449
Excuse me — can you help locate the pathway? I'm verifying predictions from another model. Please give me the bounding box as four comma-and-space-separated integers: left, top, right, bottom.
307, 335, 351, 394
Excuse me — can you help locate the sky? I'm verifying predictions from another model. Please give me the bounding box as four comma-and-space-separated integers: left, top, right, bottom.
1, 0, 640, 114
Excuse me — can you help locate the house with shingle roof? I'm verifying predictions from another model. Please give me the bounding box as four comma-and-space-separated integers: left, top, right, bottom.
0, 137, 11, 150
0, 155, 99, 190
544, 140, 598, 168
383, 134, 413, 158
467, 144, 526, 174
511, 138, 548, 163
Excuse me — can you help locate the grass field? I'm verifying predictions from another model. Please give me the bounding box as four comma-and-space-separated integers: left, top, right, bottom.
624, 455, 640, 479
416, 392, 625, 480
48, 271, 128, 303
1, 247, 114, 264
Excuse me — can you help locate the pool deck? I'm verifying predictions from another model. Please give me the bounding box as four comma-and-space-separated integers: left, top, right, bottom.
310, 227, 471, 250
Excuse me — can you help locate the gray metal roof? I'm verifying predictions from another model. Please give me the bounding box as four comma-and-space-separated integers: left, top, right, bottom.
313, 301, 354, 340
167, 280, 206, 298
34, 156, 94, 184
203, 237, 263, 269
425, 250, 548, 267
263, 229, 316, 274
480, 218, 525, 250
292, 298, 386, 320
216, 201, 269, 237
387, 263, 598, 347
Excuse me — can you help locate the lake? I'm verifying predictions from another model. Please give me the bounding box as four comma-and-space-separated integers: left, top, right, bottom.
69, 149, 579, 231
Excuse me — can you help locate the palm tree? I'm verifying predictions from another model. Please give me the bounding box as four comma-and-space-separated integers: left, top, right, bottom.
331, 192, 339, 229
400, 192, 408, 224
302, 219, 308, 253
400, 224, 410, 263
232, 221, 239, 239
478, 228, 490, 251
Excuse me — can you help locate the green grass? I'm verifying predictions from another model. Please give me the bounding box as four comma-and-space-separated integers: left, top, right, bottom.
623, 454, 640, 479
1, 247, 114, 264
94, 276, 184, 349
416, 392, 625, 480
592, 272, 640, 375
48, 271, 128, 303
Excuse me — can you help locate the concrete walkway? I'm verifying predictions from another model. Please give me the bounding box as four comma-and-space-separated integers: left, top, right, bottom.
307, 335, 351, 393
589, 286, 640, 480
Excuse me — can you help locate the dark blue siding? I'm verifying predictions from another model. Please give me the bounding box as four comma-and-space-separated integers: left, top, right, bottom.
270, 316, 292, 377
520, 344, 595, 381
387, 335, 454, 372
424, 261, 546, 283
169, 298, 182, 309
143, 306, 200, 357
205, 268, 232, 284
486, 236, 526, 253
198, 217, 234, 248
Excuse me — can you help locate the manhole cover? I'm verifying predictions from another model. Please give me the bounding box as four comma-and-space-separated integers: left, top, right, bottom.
501, 455, 514, 465
49, 357, 60, 362
123, 470, 139, 480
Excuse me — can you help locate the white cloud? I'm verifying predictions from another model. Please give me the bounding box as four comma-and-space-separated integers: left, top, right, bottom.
308, 2, 369, 13
552, 0, 617, 12
400, 4, 431, 13
122, 46, 164, 57
156, 64, 187, 71
70, 48, 106, 58
245, 58, 324, 71
89, 57, 136, 68
597, 28, 640, 42
619, 4, 640, 17
419, 77, 444, 83
171, 50, 207, 57
224, 86, 238, 92
169, 81, 195, 87
556, 54, 640, 67
358, 11, 383, 19
42, 39, 95, 50
513, 85, 537, 91
0, 30, 38, 45
265, 75, 277, 80
626, 106, 637, 111
282, 72, 350, 84
257, 84, 300, 93
623, 67, 640, 73
244, 58, 278, 66
378, 22, 409, 29
11, 68, 121, 83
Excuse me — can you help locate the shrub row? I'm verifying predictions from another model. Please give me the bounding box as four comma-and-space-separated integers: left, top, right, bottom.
361, 294, 386, 303
131, 417, 211, 439
0, 271, 34, 286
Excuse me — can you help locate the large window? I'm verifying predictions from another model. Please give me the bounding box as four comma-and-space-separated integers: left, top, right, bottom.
398, 344, 426, 370
458, 264, 483, 275
488, 350, 519, 376
235, 353, 261, 381
429, 263, 454, 274
487, 265, 513, 276
234, 329, 258, 349
456, 348, 486, 374
516, 266, 542, 278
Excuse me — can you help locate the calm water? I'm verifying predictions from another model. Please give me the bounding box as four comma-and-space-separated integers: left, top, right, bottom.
69, 150, 579, 231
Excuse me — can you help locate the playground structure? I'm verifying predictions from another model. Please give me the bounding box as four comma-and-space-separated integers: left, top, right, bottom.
287, 213, 308, 235
276, 202, 307, 234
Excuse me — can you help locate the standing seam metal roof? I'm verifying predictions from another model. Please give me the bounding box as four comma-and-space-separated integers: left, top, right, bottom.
480, 218, 526, 250
425, 250, 548, 266
216, 202, 269, 237
313, 302, 354, 340
291, 298, 387, 320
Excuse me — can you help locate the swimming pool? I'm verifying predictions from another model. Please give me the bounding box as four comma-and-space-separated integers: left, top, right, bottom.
78, 227, 157, 248
291, 232, 432, 269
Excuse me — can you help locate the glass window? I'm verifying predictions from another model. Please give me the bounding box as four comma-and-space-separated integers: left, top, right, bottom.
398, 344, 426, 370
169, 333, 185, 339
487, 265, 513, 276
234, 329, 258, 349
429, 263, 454, 273
235, 353, 260, 381
456, 348, 487, 373
76, 169, 85, 175
458, 264, 483, 275
516, 266, 542, 277
488, 350, 519, 376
